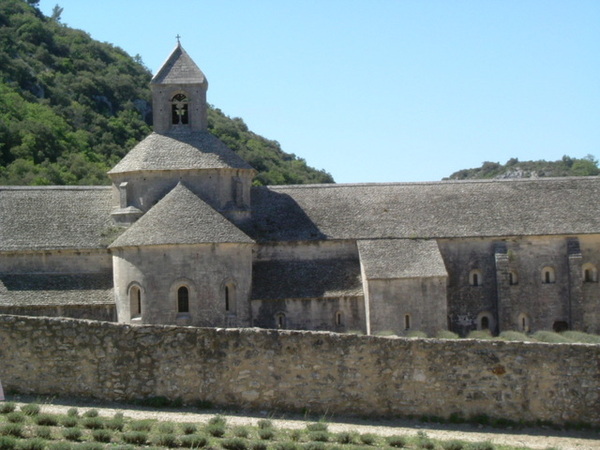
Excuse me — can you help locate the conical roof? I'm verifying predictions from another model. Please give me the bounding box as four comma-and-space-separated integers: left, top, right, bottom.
108, 131, 255, 175
109, 183, 254, 248
151, 43, 207, 85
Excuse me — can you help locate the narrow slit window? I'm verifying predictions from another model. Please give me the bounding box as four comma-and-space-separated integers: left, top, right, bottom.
177, 286, 189, 313
404, 314, 411, 330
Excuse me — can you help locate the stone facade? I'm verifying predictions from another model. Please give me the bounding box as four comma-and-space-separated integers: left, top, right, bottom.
2, 43, 600, 337
1, 315, 599, 425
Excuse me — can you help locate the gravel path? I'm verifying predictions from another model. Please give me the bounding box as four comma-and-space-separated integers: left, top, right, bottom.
8, 396, 600, 450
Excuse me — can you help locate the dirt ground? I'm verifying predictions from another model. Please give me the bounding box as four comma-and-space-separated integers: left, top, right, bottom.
6, 395, 600, 450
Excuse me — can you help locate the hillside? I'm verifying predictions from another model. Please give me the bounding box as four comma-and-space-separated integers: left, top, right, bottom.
446, 155, 599, 180
0, 0, 333, 186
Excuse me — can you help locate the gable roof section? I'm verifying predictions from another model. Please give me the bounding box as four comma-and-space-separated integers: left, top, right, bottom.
151, 43, 207, 85
0, 187, 113, 252
0, 273, 113, 307
251, 259, 363, 300
248, 177, 600, 241
358, 239, 447, 279
110, 183, 254, 248
108, 131, 254, 174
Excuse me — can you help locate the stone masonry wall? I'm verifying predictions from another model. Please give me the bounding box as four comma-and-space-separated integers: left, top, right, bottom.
0, 315, 598, 425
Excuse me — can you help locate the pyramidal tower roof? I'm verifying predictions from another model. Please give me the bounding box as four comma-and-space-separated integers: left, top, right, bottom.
151, 43, 207, 85
109, 183, 254, 248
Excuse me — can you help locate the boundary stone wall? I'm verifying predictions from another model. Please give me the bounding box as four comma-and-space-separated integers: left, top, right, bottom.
0, 315, 599, 425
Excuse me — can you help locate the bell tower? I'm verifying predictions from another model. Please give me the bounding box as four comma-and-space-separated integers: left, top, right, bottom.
150, 42, 208, 133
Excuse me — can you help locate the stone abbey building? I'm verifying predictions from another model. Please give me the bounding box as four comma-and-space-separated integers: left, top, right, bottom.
1, 45, 600, 336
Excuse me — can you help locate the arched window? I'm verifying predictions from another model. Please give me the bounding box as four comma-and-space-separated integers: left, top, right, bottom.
335, 311, 343, 326
582, 263, 597, 283
477, 312, 494, 331
509, 270, 518, 285
275, 312, 286, 329
404, 314, 411, 330
541, 266, 555, 284
469, 269, 482, 287
224, 282, 236, 313
129, 285, 142, 319
517, 313, 530, 333
177, 286, 189, 313
171, 93, 189, 125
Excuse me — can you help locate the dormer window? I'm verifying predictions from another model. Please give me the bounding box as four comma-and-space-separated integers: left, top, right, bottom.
171, 93, 189, 125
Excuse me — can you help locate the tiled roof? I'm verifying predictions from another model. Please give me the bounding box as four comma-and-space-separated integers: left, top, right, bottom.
0, 273, 113, 306
251, 259, 363, 300
108, 131, 254, 174
110, 183, 254, 248
358, 239, 447, 279
0, 187, 113, 251
247, 177, 600, 241
151, 44, 207, 85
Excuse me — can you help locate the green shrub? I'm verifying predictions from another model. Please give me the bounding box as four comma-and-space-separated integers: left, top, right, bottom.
250, 442, 268, 450
233, 426, 250, 438
257, 419, 273, 430
467, 330, 493, 340
498, 331, 531, 342
0, 436, 16, 450
335, 431, 355, 444
179, 433, 208, 448
157, 422, 175, 434
407, 330, 428, 338
206, 422, 225, 437
5, 413, 24, 424
66, 408, 78, 417
303, 443, 325, 450
561, 331, 600, 344
61, 427, 82, 442
153, 433, 179, 448
0, 403, 16, 415
308, 431, 329, 442
0, 424, 23, 438
105, 418, 124, 431
274, 443, 298, 450
122, 431, 148, 445
34, 414, 58, 426
386, 435, 407, 448
360, 433, 377, 445
305, 422, 328, 432
92, 429, 111, 443
129, 420, 153, 432
82, 417, 104, 429
181, 423, 197, 435
208, 415, 227, 426
442, 440, 466, 450
82, 409, 99, 418
34, 426, 52, 439
17, 438, 47, 450
258, 428, 274, 440
470, 413, 490, 426
47, 443, 72, 450
436, 330, 460, 339
60, 416, 78, 428
532, 331, 573, 343
20, 404, 40, 416
289, 429, 302, 441
76, 443, 103, 450
222, 437, 248, 450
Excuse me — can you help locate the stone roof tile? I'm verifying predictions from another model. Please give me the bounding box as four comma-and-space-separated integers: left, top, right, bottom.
358, 239, 447, 279
110, 183, 254, 248
108, 131, 254, 174
247, 177, 600, 241
151, 44, 207, 85
0, 187, 113, 251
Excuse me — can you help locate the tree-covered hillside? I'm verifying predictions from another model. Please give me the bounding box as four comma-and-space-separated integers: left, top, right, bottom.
0, 0, 333, 186
446, 155, 599, 180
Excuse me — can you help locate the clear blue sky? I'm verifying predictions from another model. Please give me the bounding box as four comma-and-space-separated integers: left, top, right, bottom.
39, 1, 600, 183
